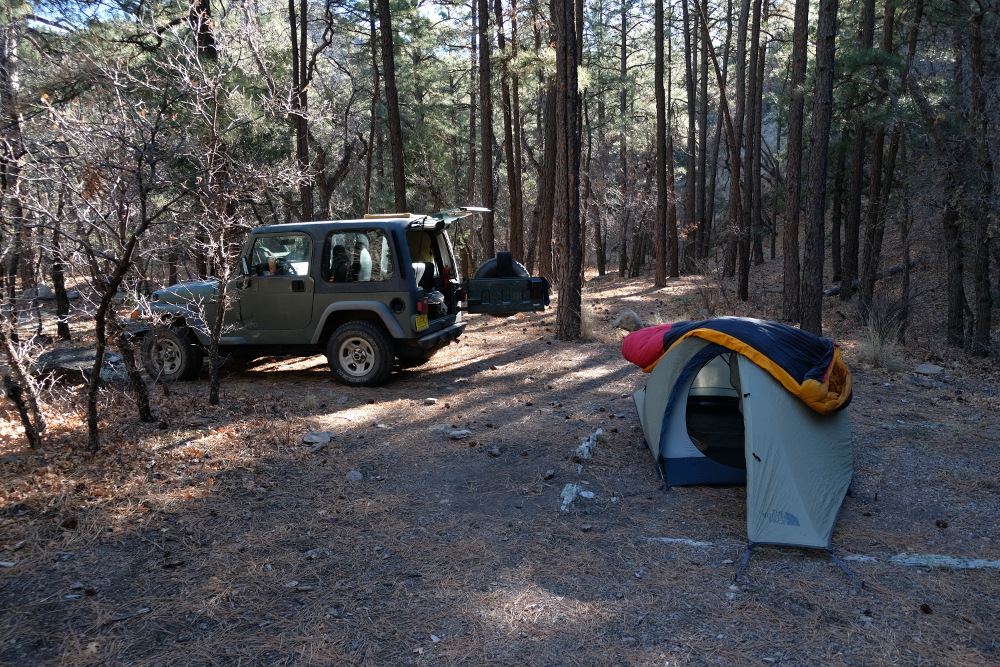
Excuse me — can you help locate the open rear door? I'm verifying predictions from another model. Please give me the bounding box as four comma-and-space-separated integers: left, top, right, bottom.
463, 251, 550, 315
464, 276, 550, 314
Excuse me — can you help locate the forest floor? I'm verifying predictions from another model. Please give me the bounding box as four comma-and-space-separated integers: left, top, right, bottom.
1, 268, 999, 666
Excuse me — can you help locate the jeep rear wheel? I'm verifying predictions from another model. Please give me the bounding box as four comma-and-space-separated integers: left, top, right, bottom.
141, 325, 204, 382
327, 321, 394, 386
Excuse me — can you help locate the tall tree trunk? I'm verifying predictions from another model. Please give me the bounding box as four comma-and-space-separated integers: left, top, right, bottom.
582, 96, 594, 273
666, 10, 678, 278
858, 1, 900, 317
190, 0, 218, 59
654, 0, 667, 287
800, 0, 838, 336
737, 0, 764, 300
967, 8, 992, 355
536, 87, 556, 280
681, 0, 698, 267
702, 0, 733, 260
478, 0, 496, 258
830, 136, 846, 282
694, 0, 709, 267
617, 1, 629, 276
377, 0, 407, 211
781, 0, 808, 321
594, 98, 607, 276
724, 0, 750, 281
0, 18, 45, 446
839, 0, 875, 301
496, 0, 524, 261
467, 0, 478, 211
553, 0, 582, 339
289, 0, 313, 219
365, 0, 381, 212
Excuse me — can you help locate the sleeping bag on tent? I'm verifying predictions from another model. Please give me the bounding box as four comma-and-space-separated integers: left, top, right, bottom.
624, 317, 854, 549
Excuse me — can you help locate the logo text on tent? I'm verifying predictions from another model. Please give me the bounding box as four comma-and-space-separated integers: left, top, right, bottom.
765, 510, 801, 526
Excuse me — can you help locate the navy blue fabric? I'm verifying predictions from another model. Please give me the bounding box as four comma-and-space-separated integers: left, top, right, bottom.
661, 317, 836, 384
656, 343, 741, 486
664, 456, 748, 487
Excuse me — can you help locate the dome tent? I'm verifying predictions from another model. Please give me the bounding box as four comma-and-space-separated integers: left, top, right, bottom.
624, 317, 854, 550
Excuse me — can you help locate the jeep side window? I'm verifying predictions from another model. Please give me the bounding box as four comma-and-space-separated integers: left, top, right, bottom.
323, 230, 393, 283
249, 235, 310, 277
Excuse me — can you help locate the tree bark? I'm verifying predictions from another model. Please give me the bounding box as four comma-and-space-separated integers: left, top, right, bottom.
365, 0, 381, 212
553, 0, 581, 340
496, 0, 524, 261
781, 0, 808, 321
800, 0, 838, 336
654, 0, 667, 287
838, 0, 875, 302
723, 0, 750, 280
289, 0, 313, 219
617, 1, 629, 276
377, 0, 407, 212
478, 0, 496, 258
681, 0, 697, 266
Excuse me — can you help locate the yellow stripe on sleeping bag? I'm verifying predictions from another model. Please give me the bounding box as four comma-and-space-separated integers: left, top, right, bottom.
645, 328, 852, 415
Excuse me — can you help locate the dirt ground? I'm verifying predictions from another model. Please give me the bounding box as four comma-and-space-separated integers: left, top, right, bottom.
1, 272, 999, 666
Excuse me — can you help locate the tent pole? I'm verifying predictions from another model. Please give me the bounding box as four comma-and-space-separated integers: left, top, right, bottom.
735, 543, 754, 580
829, 551, 863, 588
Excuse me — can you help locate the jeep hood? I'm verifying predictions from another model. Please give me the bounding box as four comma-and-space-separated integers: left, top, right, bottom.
151, 279, 219, 304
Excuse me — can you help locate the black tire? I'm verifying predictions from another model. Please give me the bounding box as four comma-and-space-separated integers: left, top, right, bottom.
141, 325, 204, 382
326, 321, 395, 386
472, 252, 530, 279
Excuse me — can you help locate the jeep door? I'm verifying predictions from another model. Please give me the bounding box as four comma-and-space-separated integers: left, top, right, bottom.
238, 233, 315, 337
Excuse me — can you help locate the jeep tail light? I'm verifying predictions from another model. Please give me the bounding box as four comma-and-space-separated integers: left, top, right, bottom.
443, 266, 452, 284
457, 288, 468, 303
416, 298, 428, 315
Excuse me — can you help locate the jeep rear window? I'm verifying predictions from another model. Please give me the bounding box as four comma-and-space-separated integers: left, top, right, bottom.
322, 229, 393, 283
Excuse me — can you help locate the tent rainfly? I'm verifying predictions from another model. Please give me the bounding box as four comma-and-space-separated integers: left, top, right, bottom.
623, 317, 854, 551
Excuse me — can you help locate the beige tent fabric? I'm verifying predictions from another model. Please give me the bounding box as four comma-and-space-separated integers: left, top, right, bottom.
633, 340, 853, 549
740, 358, 853, 548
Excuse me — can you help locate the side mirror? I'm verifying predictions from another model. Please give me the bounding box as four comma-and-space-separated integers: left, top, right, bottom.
241, 256, 250, 276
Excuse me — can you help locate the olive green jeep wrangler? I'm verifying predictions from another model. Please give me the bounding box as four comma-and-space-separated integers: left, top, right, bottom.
134, 208, 550, 386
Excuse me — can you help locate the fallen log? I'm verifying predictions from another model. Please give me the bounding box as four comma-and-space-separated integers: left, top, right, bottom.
823, 258, 920, 296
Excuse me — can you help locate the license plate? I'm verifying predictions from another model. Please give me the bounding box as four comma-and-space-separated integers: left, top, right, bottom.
415, 314, 428, 331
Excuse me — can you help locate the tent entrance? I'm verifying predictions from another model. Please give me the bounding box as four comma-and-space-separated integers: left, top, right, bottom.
685, 353, 746, 469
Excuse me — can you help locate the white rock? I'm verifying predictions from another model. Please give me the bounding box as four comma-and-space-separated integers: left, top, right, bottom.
611, 309, 646, 331
560, 483, 581, 511
23, 284, 54, 300
303, 432, 334, 444
915, 363, 944, 375
424, 398, 438, 405
449, 429, 472, 440
345, 470, 363, 482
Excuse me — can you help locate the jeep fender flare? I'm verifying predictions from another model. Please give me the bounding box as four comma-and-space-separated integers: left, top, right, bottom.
145, 303, 211, 345
310, 301, 406, 346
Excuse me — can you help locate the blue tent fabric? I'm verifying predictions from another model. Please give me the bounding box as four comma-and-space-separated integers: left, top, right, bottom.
624, 316, 853, 413
660, 317, 835, 387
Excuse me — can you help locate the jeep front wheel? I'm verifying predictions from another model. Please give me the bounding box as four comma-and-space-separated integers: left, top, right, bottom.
141, 325, 204, 382
327, 321, 394, 386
